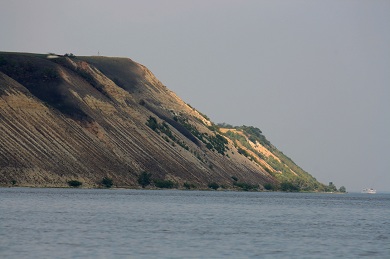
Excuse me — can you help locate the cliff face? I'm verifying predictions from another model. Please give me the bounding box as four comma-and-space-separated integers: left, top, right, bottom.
0, 52, 322, 190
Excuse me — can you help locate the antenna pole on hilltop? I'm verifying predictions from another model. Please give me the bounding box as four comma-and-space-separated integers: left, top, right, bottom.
98, 51, 100, 56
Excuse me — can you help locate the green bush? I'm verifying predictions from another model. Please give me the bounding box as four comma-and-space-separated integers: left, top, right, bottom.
183, 182, 197, 189
206, 143, 213, 150
154, 179, 176, 189
175, 116, 228, 155
146, 116, 190, 150
263, 166, 273, 175
233, 182, 258, 191
327, 182, 338, 192
68, 180, 82, 188
207, 124, 219, 132
208, 134, 228, 155
280, 182, 300, 192
138, 172, 152, 188
237, 148, 249, 157
339, 186, 346, 193
240, 125, 271, 147
64, 53, 76, 58
263, 183, 275, 191
208, 182, 219, 190
101, 177, 113, 188
146, 116, 159, 132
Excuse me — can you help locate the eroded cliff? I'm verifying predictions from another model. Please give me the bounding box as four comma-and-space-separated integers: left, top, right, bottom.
0, 52, 322, 190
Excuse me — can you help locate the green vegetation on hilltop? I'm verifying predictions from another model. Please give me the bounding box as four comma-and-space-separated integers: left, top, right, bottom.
219, 123, 325, 192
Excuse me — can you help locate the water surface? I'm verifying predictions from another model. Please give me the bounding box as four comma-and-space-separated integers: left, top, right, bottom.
1, 188, 389, 258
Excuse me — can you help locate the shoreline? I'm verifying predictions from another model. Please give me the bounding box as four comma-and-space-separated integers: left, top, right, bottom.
0, 185, 348, 194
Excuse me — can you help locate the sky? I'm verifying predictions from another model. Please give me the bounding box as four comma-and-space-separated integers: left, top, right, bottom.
1, 0, 389, 192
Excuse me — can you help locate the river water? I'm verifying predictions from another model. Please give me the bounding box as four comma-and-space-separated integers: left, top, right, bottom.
1, 188, 389, 258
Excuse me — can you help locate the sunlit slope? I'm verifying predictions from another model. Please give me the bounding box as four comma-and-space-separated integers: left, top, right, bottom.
220, 125, 322, 191
0, 52, 323, 190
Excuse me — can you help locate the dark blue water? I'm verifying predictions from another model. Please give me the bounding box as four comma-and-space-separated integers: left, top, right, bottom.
1, 188, 389, 258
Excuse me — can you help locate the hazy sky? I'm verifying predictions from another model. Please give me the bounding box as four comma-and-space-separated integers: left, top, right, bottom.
1, 0, 389, 192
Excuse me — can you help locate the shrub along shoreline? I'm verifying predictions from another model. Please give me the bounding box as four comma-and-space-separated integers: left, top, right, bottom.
3, 175, 346, 193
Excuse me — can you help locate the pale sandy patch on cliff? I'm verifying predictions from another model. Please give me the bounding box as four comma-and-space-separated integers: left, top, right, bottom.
84, 95, 116, 114
250, 141, 280, 162
220, 128, 280, 161
1, 92, 47, 111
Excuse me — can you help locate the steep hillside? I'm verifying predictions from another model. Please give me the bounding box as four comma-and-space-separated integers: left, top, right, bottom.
0, 52, 324, 191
